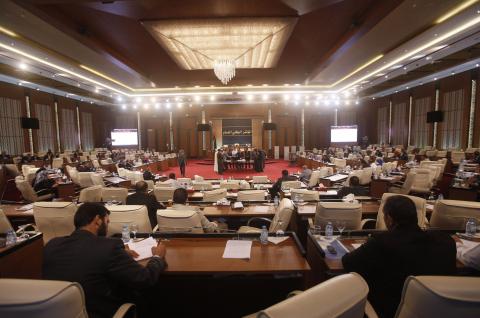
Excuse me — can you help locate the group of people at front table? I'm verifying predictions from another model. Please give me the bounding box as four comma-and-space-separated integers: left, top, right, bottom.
215, 147, 266, 174
41, 191, 457, 318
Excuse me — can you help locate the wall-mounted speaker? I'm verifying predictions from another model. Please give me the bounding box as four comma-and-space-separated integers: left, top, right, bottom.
197, 124, 211, 131
426, 111, 443, 123
21, 117, 39, 129
263, 123, 277, 130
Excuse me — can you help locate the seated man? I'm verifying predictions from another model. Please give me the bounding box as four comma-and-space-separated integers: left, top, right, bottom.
269, 169, 297, 198
298, 165, 312, 183
43, 203, 167, 318
337, 176, 369, 198
342, 195, 456, 318
170, 188, 218, 233
161, 172, 181, 188
32, 166, 58, 197
143, 169, 155, 181
126, 181, 165, 228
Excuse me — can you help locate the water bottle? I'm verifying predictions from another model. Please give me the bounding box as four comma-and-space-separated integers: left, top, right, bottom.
437, 193, 444, 201
466, 218, 477, 236
121, 224, 130, 243
6, 230, 17, 246
260, 226, 268, 245
325, 222, 333, 240
274, 196, 279, 208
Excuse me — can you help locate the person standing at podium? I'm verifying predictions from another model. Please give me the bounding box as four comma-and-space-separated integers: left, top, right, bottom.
178, 149, 187, 177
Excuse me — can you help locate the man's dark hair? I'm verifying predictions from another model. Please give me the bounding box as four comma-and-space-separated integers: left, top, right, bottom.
74, 203, 110, 229
135, 180, 148, 192
168, 173, 176, 179
281, 170, 289, 177
349, 176, 360, 187
383, 195, 418, 227
173, 188, 188, 204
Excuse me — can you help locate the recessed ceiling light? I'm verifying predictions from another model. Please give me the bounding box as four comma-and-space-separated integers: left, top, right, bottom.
144, 104, 149, 109
209, 95, 216, 101
194, 95, 201, 102
166, 103, 171, 109
262, 94, 269, 101
410, 54, 425, 60
18, 62, 27, 70
246, 94, 254, 101
283, 94, 290, 101
122, 104, 127, 110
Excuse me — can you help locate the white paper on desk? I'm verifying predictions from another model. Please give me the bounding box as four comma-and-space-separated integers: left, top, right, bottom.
233, 201, 244, 209
222, 240, 252, 259
127, 237, 157, 261
268, 236, 289, 245
351, 243, 363, 250
252, 205, 270, 213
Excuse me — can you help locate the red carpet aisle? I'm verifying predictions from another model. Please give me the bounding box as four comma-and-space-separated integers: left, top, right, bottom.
159, 160, 300, 180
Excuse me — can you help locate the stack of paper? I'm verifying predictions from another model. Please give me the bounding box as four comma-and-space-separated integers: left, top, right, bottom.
222, 240, 252, 259
127, 237, 158, 261
233, 201, 244, 209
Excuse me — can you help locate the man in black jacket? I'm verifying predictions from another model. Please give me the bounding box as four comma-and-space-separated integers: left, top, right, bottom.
126, 181, 165, 228
43, 203, 167, 318
342, 195, 456, 318
269, 169, 297, 198
337, 176, 369, 198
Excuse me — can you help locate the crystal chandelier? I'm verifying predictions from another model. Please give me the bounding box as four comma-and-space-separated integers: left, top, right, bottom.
214, 59, 236, 85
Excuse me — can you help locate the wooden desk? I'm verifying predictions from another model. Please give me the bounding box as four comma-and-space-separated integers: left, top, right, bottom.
319, 174, 348, 187
369, 176, 402, 199
57, 182, 76, 199
449, 186, 478, 201
104, 176, 131, 188
139, 235, 309, 274
2, 204, 34, 228
0, 233, 43, 279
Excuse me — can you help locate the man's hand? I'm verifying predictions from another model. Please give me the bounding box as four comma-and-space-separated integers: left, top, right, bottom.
152, 242, 166, 259
125, 245, 139, 258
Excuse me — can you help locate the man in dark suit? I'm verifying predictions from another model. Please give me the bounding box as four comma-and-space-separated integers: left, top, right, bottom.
342, 195, 456, 318
337, 176, 369, 198
269, 169, 297, 198
43, 203, 167, 318
126, 181, 165, 228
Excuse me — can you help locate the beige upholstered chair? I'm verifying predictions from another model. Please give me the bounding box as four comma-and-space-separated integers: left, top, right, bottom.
203, 188, 227, 202
291, 189, 319, 201
15, 179, 53, 202
245, 273, 370, 318
153, 187, 176, 201
144, 180, 155, 190
101, 187, 128, 204
436, 150, 447, 158
90, 174, 105, 186
177, 177, 192, 186
314, 202, 362, 230
21, 165, 36, 177
425, 150, 437, 158
451, 151, 465, 165
92, 159, 100, 169
252, 176, 269, 184
376, 193, 427, 230
389, 172, 416, 195
78, 185, 103, 203
281, 180, 302, 190
410, 168, 433, 194
77, 172, 94, 188
33, 202, 77, 243
430, 200, 480, 229
117, 168, 127, 178
345, 170, 363, 186
395, 276, 480, 318
156, 209, 203, 233
0, 279, 134, 318
192, 181, 213, 191
220, 181, 240, 190
359, 167, 373, 185
307, 170, 321, 187
333, 158, 347, 169
237, 190, 265, 201
106, 205, 151, 237
238, 198, 294, 233
193, 175, 204, 182
155, 180, 176, 188
5, 164, 20, 176
0, 209, 13, 233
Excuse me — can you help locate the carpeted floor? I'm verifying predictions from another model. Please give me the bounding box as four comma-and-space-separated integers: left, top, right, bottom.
159, 159, 301, 180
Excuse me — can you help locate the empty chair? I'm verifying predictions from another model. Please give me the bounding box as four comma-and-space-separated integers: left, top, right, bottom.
318, 167, 331, 178
15, 179, 53, 202
203, 188, 227, 202
410, 168, 433, 194
291, 189, 319, 201
77, 172, 94, 188
0, 279, 134, 318
450, 151, 465, 165
193, 175, 204, 182
33, 202, 77, 243
308, 170, 322, 187
238, 198, 294, 233
359, 167, 373, 185
155, 180, 177, 188
101, 187, 128, 204
192, 181, 213, 191
52, 158, 64, 169
177, 178, 192, 186
0, 209, 13, 233
156, 209, 203, 233
21, 164, 35, 177
281, 180, 302, 190
376, 193, 427, 230
144, 180, 155, 190
333, 158, 347, 169
106, 205, 151, 237
425, 150, 437, 158
153, 187, 176, 201
252, 176, 269, 184
436, 150, 447, 158
389, 172, 416, 195
237, 190, 265, 201
314, 202, 362, 230
395, 276, 480, 318
117, 168, 127, 178
90, 174, 105, 186
430, 200, 480, 229
245, 273, 369, 318
220, 181, 240, 190
78, 185, 103, 203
